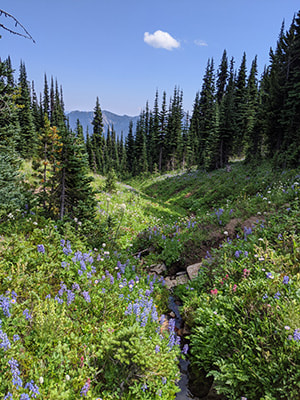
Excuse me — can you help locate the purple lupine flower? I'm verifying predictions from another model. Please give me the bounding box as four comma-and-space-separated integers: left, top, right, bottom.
182, 344, 189, 354
24, 380, 40, 398
162, 377, 167, 385
72, 283, 81, 291
80, 379, 90, 396
274, 291, 281, 300
0, 329, 11, 350
23, 309, 32, 320
55, 296, 63, 304
20, 394, 30, 400
80, 260, 86, 271
67, 290, 75, 305
293, 329, 300, 341
37, 244, 45, 254
8, 357, 23, 389
168, 319, 175, 333
82, 291, 91, 303
58, 282, 67, 297
4, 392, 13, 399
11, 291, 17, 300
283, 275, 290, 284
13, 334, 20, 342
141, 383, 148, 392
155, 345, 160, 353
0, 295, 11, 317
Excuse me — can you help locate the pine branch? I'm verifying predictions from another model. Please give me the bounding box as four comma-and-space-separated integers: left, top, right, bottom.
0, 9, 35, 43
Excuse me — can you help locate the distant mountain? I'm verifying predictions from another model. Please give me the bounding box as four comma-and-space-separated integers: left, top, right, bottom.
66, 110, 139, 139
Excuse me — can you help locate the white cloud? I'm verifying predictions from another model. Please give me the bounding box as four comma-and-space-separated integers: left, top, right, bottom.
144, 30, 180, 50
194, 39, 208, 47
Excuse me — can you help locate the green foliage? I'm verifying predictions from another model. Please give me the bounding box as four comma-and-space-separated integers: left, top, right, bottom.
104, 168, 118, 193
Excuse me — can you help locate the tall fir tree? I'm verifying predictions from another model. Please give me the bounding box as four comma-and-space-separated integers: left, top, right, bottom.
0, 58, 25, 218
218, 57, 236, 167
91, 96, 104, 173
16, 61, 37, 158
233, 52, 248, 157
125, 120, 135, 174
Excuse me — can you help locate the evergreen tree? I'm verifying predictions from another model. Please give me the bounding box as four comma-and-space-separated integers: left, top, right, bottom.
158, 91, 168, 171
216, 50, 228, 105
134, 111, 148, 174
278, 12, 300, 166
16, 61, 36, 158
165, 87, 184, 170
31, 81, 42, 132
244, 56, 260, 162
197, 59, 216, 167
233, 52, 248, 157
43, 74, 50, 119
0, 58, 25, 218
125, 120, 135, 174
91, 96, 104, 173
189, 91, 201, 166
218, 57, 236, 167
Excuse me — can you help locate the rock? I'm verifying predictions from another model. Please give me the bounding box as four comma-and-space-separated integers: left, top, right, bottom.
164, 273, 189, 289
164, 276, 178, 289
186, 262, 202, 280
176, 273, 189, 285
150, 263, 167, 274
176, 271, 187, 276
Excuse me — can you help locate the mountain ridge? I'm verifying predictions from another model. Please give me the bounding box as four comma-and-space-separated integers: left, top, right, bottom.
66, 110, 139, 138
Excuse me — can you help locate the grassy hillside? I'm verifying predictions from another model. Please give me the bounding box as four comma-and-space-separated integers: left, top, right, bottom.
1, 161, 300, 399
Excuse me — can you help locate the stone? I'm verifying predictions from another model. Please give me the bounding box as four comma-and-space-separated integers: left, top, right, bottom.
176, 273, 189, 286
164, 276, 177, 289
186, 262, 202, 280
150, 263, 167, 274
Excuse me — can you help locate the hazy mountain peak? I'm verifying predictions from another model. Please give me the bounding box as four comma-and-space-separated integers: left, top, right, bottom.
66, 110, 139, 138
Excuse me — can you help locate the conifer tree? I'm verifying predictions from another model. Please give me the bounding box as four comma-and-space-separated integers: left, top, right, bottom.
278, 12, 300, 166
43, 74, 50, 120
233, 52, 248, 157
16, 61, 37, 158
165, 87, 184, 170
218, 57, 236, 167
134, 111, 148, 174
91, 96, 104, 173
189, 91, 201, 166
197, 59, 216, 167
125, 120, 135, 174
0, 58, 25, 218
244, 56, 260, 162
216, 50, 228, 105
158, 91, 168, 171
31, 81, 42, 132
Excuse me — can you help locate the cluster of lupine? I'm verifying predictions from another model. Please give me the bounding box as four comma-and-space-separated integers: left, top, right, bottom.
1, 294, 40, 399
124, 290, 158, 327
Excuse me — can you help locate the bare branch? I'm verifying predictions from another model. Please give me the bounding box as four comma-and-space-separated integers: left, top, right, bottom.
0, 9, 35, 43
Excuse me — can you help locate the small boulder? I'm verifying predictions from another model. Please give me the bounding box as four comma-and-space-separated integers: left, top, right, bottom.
150, 263, 167, 275
186, 262, 202, 280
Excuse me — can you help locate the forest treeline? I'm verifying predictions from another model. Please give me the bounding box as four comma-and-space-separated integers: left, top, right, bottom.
0, 11, 300, 221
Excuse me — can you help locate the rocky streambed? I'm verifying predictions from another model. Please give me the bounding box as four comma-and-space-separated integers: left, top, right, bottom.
149, 262, 226, 400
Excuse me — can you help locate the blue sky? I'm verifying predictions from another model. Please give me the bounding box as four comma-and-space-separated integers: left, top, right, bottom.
0, 0, 299, 116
